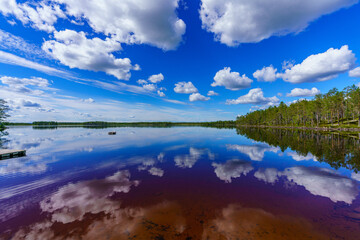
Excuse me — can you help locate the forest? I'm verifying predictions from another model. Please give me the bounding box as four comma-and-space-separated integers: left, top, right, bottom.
236, 85, 360, 128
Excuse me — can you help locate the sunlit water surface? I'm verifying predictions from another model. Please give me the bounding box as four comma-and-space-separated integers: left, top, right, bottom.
0, 127, 360, 239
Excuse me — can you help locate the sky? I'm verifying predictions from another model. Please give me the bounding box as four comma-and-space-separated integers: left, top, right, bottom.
0, 0, 360, 122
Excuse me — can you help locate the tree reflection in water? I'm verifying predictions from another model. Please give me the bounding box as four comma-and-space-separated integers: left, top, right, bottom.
237, 127, 360, 172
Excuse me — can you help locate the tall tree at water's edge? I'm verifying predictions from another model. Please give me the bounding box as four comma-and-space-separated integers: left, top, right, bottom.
0, 99, 10, 130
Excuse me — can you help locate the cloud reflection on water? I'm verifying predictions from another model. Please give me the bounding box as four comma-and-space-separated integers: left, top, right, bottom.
226, 144, 279, 161
255, 166, 359, 204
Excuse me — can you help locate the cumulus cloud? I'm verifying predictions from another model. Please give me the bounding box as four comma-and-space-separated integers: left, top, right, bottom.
136, 75, 166, 96
148, 167, 164, 177
254, 168, 280, 185
202, 204, 325, 239
199, 0, 357, 45
212, 67, 252, 90
174, 81, 198, 94
253, 65, 278, 82
227, 144, 280, 161
174, 147, 213, 168
0, 0, 65, 32
43, 30, 139, 80
21, 100, 41, 108
54, 0, 186, 50
283, 167, 358, 204
148, 73, 164, 83
189, 93, 210, 102
40, 170, 139, 223
349, 67, 360, 77
207, 90, 218, 96
142, 84, 157, 92
226, 88, 279, 105
157, 90, 166, 97
82, 98, 95, 103
212, 159, 253, 183
254, 166, 359, 204
0, 0, 186, 50
286, 87, 320, 97
278, 45, 356, 83
286, 152, 317, 161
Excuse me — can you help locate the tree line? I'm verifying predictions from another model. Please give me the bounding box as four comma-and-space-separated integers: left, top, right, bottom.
31, 121, 236, 128
237, 85, 360, 127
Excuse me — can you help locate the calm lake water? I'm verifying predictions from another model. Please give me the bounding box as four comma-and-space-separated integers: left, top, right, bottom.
0, 126, 360, 239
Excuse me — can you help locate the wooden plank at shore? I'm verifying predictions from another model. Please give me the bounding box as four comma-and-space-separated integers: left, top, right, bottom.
0, 149, 26, 160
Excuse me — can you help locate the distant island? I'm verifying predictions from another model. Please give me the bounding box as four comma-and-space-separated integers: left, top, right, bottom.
5, 121, 236, 129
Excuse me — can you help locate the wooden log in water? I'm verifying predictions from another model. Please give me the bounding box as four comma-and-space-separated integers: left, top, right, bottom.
0, 149, 26, 160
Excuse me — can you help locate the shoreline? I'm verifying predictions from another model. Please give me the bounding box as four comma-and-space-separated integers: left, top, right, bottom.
237, 124, 360, 132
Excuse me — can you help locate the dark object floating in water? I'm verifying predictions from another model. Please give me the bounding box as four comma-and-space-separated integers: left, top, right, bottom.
0, 149, 26, 160
108, 132, 116, 135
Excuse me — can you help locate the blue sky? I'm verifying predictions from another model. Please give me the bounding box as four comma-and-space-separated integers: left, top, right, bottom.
1, 0, 360, 122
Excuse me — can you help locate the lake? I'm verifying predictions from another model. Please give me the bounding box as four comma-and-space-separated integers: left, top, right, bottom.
0, 126, 360, 239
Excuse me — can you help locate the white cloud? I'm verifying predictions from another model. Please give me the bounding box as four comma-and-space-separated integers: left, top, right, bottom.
55, 0, 186, 50
199, 0, 357, 45
278, 45, 356, 83
352, 172, 360, 182
227, 144, 279, 161
286, 87, 320, 97
148, 167, 164, 177
207, 90, 218, 96
157, 90, 166, 97
136, 76, 166, 96
226, 88, 279, 105
82, 98, 95, 103
0, 50, 67, 77
212, 159, 253, 183
174, 81, 198, 94
0, 0, 65, 32
212, 67, 252, 90
142, 84, 157, 92
189, 93, 210, 102
254, 168, 280, 185
253, 65, 277, 82
286, 152, 317, 161
40, 170, 139, 223
137, 79, 148, 85
283, 167, 358, 204
42, 30, 139, 80
174, 147, 213, 168
0, 0, 186, 50
254, 166, 359, 204
349, 67, 360, 77
21, 100, 41, 108
148, 73, 164, 83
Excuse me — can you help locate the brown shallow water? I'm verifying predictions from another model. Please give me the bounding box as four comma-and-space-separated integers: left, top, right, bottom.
0, 127, 360, 239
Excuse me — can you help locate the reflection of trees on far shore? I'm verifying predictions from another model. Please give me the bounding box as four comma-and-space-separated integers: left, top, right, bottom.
0, 130, 9, 149
236, 127, 360, 172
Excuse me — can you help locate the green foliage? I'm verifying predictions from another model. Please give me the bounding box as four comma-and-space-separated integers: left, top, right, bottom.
237, 85, 360, 127
0, 99, 10, 130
